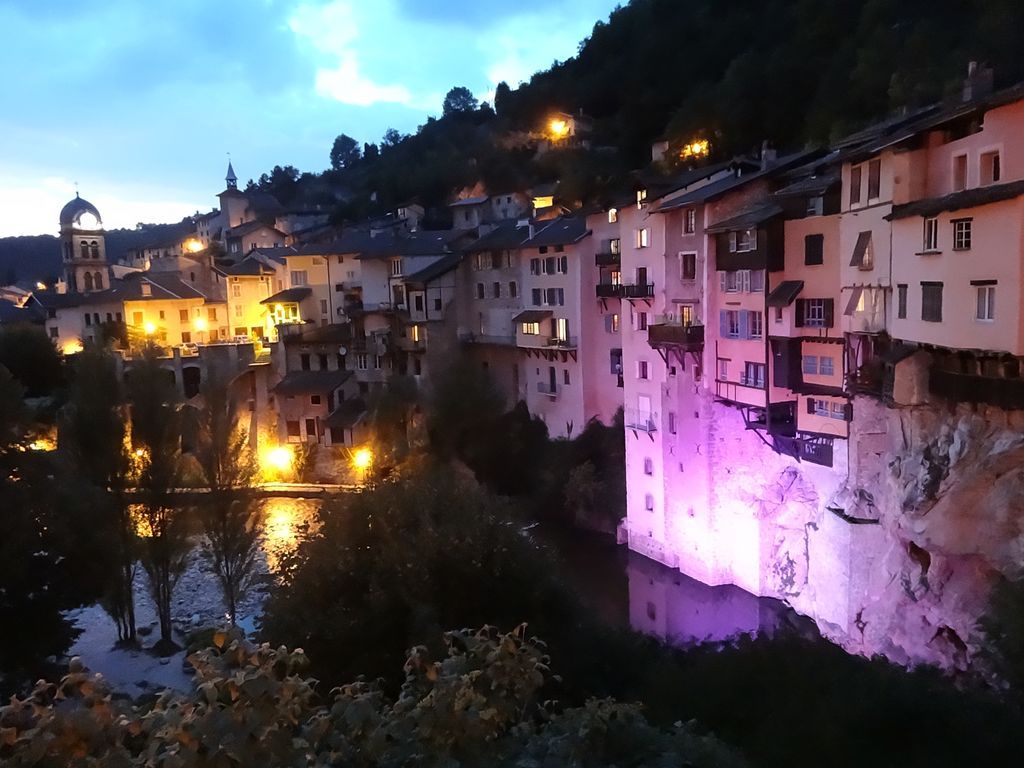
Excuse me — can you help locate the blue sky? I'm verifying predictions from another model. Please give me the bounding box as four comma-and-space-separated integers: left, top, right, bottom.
0, 0, 620, 236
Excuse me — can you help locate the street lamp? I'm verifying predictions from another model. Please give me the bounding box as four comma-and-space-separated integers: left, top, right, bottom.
352, 447, 373, 486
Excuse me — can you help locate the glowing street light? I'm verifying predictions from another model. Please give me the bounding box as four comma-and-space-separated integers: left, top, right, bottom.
184, 238, 204, 254
194, 316, 208, 332
262, 445, 294, 477
143, 321, 156, 335
352, 447, 373, 486
548, 118, 570, 140
680, 138, 711, 160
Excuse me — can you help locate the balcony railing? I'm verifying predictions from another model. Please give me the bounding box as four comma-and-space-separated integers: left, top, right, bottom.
545, 336, 578, 349
624, 408, 658, 432
536, 381, 558, 398
596, 283, 625, 298
647, 323, 704, 349
623, 283, 655, 299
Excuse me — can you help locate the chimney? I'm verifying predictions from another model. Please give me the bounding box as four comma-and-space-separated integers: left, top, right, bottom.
963, 61, 995, 102
760, 140, 777, 171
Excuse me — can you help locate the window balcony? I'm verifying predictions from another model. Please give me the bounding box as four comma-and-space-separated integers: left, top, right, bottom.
647, 323, 703, 350
623, 283, 655, 299
625, 408, 658, 432
545, 336, 578, 349
536, 381, 558, 398
596, 283, 625, 298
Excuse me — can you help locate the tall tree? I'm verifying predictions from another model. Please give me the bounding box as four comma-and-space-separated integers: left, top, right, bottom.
127, 347, 187, 651
0, 324, 63, 397
442, 86, 479, 116
63, 347, 137, 644
193, 376, 260, 626
330, 134, 361, 171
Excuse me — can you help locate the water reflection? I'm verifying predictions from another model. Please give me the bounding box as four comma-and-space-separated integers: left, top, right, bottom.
259, 497, 320, 573
627, 552, 785, 645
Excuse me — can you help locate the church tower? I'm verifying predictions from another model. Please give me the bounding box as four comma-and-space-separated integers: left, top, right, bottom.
217, 160, 249, 230
59, 193, 110, 293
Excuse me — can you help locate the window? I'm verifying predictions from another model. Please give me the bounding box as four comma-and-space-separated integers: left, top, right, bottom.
725, 310, 740, 338
953, 154, 968, 192
749, 311, 763, 339
390, 259, 403, 276
718, 358, 729, 380
684, 208, 696, 234
774, 306, 783, 323
636, 188, 648, 209
476, 282, 485, 299
749, 269, 764, 293
680, 252, 696, 280
668, 412, 677, 434
234, 327, 245, 337
522, 322, 540, 335
557, 255, 568, 274
434, 298, 442, 311
849, 165, 862, 205
867, 159, 881, 200
804, 234, 824, 265
723, 271, 740, 292
181, 331, 191, 344
311, 395, 321, 405
84, 313, 92, 327
644, 493, 654, 511
609, 313, 620, 333
555, 317, 569, 342
554, 244, 565, 254
49, 326, 58, 339
563, 369, 570, 385
179, 309, 189, 323
981, 150, 1001, 185
819, 357, 835, 376
414, 294, 424, 311
232, 284, 241, 298
356, 354, 369, 370
492, 282, 501, 298
286, 421, 301, 439
531, 288, 542, 306
975, 283, 996, 321
133, 311, 143, 325
921, 282, 943, 322
802, 356, 818, 375
608, 207, 618, 223
235, 304, 243, 317
318, 353, 328, 370
545, 257, 556, 274
803, 299, 828, 327
742, 362, 766, 388
643, 457, 654, 475
730, 228, 757, 252
158, 310, 165, 321
953, 219, 972, 250
320, 299, 328, 315
300, 353, 311, 371
636, 228, 649, 248
207, 307, 217, 321
923, 217, 939, 251
509, 281, 518, 298
530, 258, 541, 275
637, 311, 648, 331
637, 360, 649, 379
897, 284, 908, 319
290, 270, 308, 286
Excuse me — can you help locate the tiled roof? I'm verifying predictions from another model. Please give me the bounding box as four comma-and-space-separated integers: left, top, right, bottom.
260, 287, 312, 305
887, 179, 1024, 220
282, 324, 352, 345
404, 253, 463, 285
705, 203, 784, 234
523, 216, 590, 248
766, 280, 805, 308
512, 309, 552, 323
272, 369, 352, 396
228, 220, 286, 238
464, 221, 532, 252
324, 397, 367, 429
449, 195, 490, 207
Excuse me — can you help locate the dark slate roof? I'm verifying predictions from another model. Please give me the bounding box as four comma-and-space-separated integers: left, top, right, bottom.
299, 230, 455, 259
251, 246, 298, 264
887, 179, 1024, 221
272, 369, 353, 396
705, 203, 785, 234
464, 221, 532, 252
774, 172, 841, 198
227, 220, 286, 238
261, 287, 312, 305
449, 195, 490, 207
59, 195, 102, 227
245, 191, 285, 218
282, 324, 352, 345
324, 397, 367, 429
655, 150, 822, 212
404, 253, 463, 285
523, 217, 590, 248
767, 280, 805, 308
512, 309, 552, 323
218, 258, 274, 277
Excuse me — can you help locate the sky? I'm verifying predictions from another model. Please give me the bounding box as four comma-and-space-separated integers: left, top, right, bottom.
0, 0, 620, 237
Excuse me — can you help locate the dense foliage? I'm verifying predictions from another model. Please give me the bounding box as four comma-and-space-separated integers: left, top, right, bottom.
0, 628, 745, 767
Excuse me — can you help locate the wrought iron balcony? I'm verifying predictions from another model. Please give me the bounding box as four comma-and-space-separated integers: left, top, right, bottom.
596, 283, 625, 298
545, 336, 578, 349
647, 323, 703, 349
623, 283, 655, 299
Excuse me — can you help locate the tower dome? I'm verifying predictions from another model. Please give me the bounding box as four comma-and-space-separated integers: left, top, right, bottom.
59, 194, 103, 229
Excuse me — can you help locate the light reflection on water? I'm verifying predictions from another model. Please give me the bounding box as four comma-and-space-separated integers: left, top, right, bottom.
258, 497, 321, 573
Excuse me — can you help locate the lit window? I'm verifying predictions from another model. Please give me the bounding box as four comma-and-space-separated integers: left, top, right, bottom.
636, 228, 649, 248
953, 219, 972, 250
976, 284, 996, 321
290, 270, 308, 287
608, 208, 618, 223
521, 322, 540, 335
684, 208, 696, 234
636, 189, 648, 209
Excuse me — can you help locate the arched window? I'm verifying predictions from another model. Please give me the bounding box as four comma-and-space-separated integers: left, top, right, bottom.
93, 272, 103, 290
90, 241, 99, 259
80, 240, 89, 259
83, 272, 94, 291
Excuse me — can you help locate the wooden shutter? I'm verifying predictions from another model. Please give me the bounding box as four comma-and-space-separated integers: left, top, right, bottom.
794, 299, 805, 327
739, 310, 750, 339
823, 298, 835, 327
807, 398, 816, 415
719, 310, 728, 338
844, 402, 854, 421
719, 271, 726, 291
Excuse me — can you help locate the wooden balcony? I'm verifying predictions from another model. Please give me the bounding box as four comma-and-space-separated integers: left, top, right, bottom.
623, 283, 655, 299
596, 283, 625, 299
647, 323, 703, 350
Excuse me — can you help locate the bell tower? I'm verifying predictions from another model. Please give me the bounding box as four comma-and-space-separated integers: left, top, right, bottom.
58, 193, 109, 293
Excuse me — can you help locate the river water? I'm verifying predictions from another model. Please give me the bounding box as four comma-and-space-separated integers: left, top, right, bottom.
65, 497, 790, 694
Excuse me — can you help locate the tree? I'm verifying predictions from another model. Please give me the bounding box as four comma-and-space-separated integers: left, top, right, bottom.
442, 86, 479, 116
0, 323, 63, 397
0, 628, 746, 767
381, 127, 404, 148
363, 141, 379, 161
63, 347, 138, 644
127, 347, 188, 651
494, 80, 512, 117
330, 133, 361, 171
193, 377, 260, 626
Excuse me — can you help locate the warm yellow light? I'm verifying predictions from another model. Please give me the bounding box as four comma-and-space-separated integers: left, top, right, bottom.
352, 447, 373, 470
184, 238, 203, 254
194, 316, 208, 331
143, 321, 156, 335
263, 445, 294, 474
29, 436, 57, 452
548, 118, 569, 139
61, 339, 84, 355
680, 138, 710, 160
35, 281, 47, 291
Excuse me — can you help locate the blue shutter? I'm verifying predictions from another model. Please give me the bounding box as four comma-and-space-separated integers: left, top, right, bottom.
739, 310, 750, 339
719, 310, 728, 338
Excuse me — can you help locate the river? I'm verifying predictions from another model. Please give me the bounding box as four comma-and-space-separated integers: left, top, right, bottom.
64, 497, 791, 695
